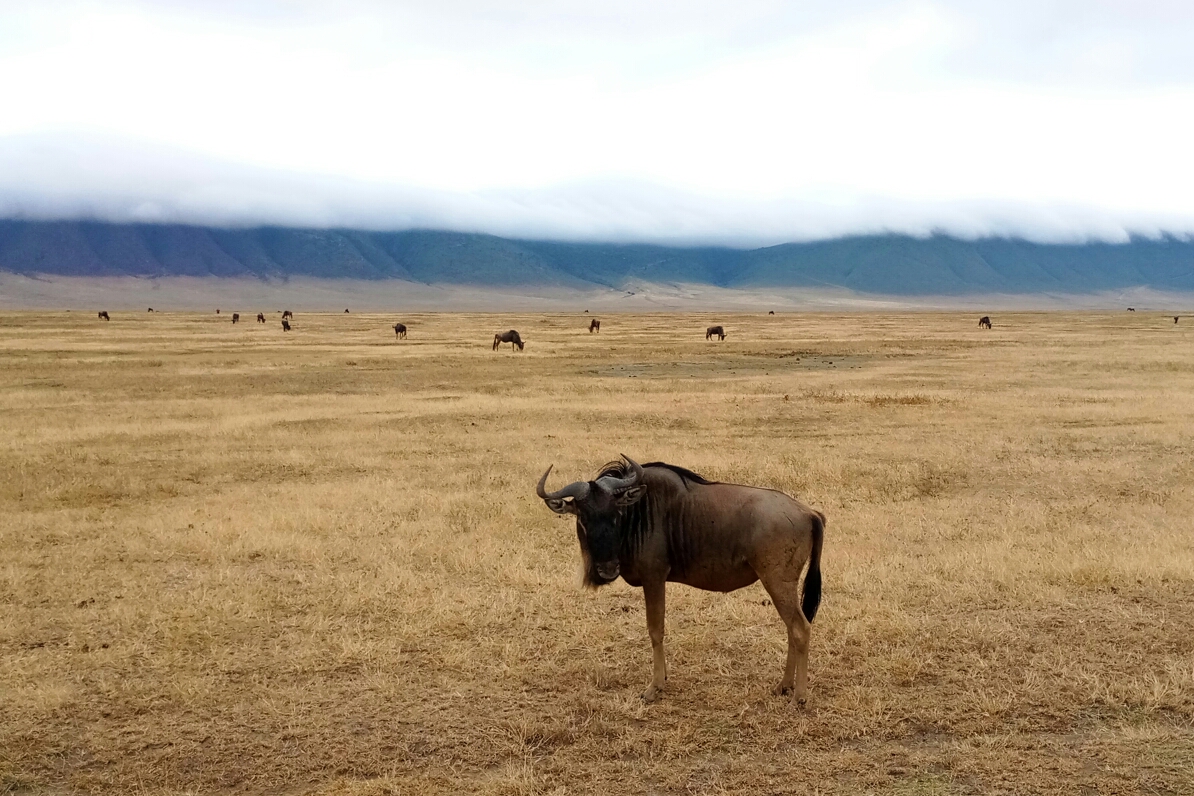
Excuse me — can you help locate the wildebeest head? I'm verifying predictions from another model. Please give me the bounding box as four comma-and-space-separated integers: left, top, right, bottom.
537, 455, 647, 586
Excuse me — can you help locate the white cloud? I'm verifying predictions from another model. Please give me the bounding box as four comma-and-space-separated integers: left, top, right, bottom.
2, 1, 1194, 244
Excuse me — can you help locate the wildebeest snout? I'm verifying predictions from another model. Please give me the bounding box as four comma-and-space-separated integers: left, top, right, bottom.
596, 561, 621, 581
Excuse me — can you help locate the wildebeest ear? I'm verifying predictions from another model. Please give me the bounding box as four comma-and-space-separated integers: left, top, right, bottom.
545, 498, 576, 515
615, 485, 647, 507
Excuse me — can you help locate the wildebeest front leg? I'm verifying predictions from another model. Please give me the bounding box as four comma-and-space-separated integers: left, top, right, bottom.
641, 580, 667, 702
760, 570, 811, 704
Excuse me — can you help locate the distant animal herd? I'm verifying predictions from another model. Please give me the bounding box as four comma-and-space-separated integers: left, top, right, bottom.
84, 310, 1188, 345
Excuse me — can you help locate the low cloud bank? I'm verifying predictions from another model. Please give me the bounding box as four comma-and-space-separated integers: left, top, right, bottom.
2, 133, 1193, 248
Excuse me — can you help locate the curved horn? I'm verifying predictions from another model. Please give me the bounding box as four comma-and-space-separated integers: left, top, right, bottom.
536, 465, 591, 501
598, 454, 644, 492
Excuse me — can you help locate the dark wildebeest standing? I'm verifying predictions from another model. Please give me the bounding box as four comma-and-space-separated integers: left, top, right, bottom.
394, 323, 407, 338
706, 325, 726, 341
978, 316, 992, 329
493, 330, 525, 351
1176, 317, 1180, 324
98, 311, 110, 321
281, 319, 291, 332
768, 310, 775, 315
231, 313, 240, 324
282, 310, 293, 320
345, 309, 350, 313
1128, 307, 1136, 312
589, 319, 600, 333
538, 456, 824, 703
147, 308, 153, 313
257, 313, 266, 323
216, 309, 220, 314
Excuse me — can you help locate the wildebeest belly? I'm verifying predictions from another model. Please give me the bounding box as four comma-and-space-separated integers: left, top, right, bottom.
671, 564, 759, 592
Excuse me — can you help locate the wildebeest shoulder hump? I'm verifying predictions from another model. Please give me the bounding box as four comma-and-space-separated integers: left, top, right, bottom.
643, 461, 718, 486
599, 459, 718, 487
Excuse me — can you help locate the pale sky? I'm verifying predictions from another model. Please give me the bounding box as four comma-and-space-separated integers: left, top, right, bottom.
2, 1, 1194, 245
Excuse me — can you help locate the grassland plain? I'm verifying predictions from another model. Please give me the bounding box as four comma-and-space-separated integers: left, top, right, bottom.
1, 310, 1192, 796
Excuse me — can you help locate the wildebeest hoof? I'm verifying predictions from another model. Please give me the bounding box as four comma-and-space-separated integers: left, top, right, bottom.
773, 684, 809, 706
641, 685, 663, 703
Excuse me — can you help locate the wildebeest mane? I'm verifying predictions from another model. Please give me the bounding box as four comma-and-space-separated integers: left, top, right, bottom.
596, 460, 717, 486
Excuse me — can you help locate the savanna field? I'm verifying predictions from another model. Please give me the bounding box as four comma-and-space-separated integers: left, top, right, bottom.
1, 309, 1192, 795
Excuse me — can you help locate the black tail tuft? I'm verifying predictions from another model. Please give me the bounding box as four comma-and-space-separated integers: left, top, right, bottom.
801, 511, 825, 623
801, 567, 821, 623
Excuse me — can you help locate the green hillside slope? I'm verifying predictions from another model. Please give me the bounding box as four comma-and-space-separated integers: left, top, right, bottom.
1, 221, 1191, 294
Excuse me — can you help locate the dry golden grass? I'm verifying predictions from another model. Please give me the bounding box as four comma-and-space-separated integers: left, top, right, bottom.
2, 309, 1193, 795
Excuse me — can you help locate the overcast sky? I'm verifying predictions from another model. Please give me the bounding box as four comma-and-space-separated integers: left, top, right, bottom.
2, 1, 1194, 245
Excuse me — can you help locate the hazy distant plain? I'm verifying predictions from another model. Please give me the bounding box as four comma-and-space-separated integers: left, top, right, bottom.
3, 272, 1194, 313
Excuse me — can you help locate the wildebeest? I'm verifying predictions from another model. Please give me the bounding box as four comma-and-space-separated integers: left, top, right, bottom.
282, 310, 293, 320
257, 313, 266, 323
281, 319, 291, 332
978, 316, 992, 329
345, 309, 350, 313
98, 311, 110, 321
1176, 317, 1180, 324
394, 322, 408, 338
216, 309, 220, 314
147, 308, 154, 313
768, 310, 775, 315
706, 325, 726, 341
589, 319, 600, 333
538, 456, 824, 703
231, 313, 240, 324
1128, 307, 1136, 311
493, 330, 525, 351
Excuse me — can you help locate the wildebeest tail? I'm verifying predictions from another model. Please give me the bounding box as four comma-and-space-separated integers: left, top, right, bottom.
801, 510, 824, 623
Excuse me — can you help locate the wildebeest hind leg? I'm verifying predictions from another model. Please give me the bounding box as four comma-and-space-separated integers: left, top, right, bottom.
641, 580, 668, 702
759, 570, 811, 704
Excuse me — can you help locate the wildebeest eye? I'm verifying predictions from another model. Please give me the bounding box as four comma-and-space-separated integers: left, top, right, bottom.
546, 498, 573, 514
615, 485, 647, 507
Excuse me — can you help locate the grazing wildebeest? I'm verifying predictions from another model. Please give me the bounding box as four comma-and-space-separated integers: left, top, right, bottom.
231, 313, 240, 324
538, 456, 824, 703
768, 310, 775, 315
1176, 317, 1180, 324
706, 325, 726, 341
257, 313, 266, 323
394, 322, 407, 338
345, 309, 350, 313
1128, 307, 1136, 311
589, 319, 600, 333
281, 319, 291, 332
493, 330, 525, 351
978, 316, 992, 329
147, 308, 153, 313
282, 310, 293, 320
98, 311, 110, 321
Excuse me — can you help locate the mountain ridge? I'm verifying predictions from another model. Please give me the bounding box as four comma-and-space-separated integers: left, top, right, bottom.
2, 220, 1193, 295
